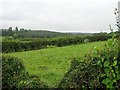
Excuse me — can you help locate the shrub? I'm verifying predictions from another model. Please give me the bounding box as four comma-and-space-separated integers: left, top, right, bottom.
58, 37, 120, 88
118, 37, 120, 61
2, 55, 27, 88
58, 56, 104, 88
84, 38, 89, 43
2, 34, 111, 53
2, 55, 48, 89
17, 75, 48, 88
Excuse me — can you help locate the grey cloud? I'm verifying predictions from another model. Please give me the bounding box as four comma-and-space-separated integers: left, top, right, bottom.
0, 0, 119, 33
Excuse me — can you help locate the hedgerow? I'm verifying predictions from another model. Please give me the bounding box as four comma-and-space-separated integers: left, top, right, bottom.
2, 34, 111, 53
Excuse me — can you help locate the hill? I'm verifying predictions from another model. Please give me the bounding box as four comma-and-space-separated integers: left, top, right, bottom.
1, 29, 72, 38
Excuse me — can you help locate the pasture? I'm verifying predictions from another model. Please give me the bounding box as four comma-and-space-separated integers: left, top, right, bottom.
8, 41, 106, 87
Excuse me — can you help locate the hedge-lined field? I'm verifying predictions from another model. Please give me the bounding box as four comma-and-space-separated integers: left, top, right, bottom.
8, 41, 106, 87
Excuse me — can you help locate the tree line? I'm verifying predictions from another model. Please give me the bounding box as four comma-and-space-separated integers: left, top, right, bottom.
1, 27, 72, 38
2, 34, 112, 53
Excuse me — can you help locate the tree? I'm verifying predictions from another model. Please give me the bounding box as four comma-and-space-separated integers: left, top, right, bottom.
8, 27, 12, 31
15, 27, 18, 31
20, 28, 25, 31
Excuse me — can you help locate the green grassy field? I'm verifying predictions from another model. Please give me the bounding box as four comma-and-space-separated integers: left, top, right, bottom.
0, 36, 2, 42
8, 41, 106, 87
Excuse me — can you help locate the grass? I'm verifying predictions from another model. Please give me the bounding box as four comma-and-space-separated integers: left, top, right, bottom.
0, 36, 2, 42
8, 41, 106, 87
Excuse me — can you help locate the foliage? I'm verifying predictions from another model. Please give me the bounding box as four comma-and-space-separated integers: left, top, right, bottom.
2, 55, 26, 88
58, 37, 120, 88
2, 34, 110, 53
1, 27, 112, 53
2, 40, 48, 53
118, 37, 120, 61
97, 38, 120, 88
1, 29, 14, 36
1, 28, 71, 38
57, 56, 103, 88
2, 55, 48, 89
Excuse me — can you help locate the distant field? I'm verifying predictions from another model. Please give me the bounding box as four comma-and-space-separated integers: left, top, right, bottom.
0, 36, 2, 42
8, 41, 106, 87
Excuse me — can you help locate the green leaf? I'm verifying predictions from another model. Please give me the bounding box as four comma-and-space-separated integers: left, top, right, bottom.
102, 79, 107, 85
107, 39, 113, 47
113, 79, 116, 83
97, 60, 102, 66
102, 78, 111, 85
101, 57, 104, 62
112, 73, 116, 78
113, 61, 117, 66
105, 68, 110, 76
104, 61, 110, 67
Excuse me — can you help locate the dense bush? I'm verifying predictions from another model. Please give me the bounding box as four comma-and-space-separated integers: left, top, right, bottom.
2, 40, 48, 53
2, 34, 111, 53
88, 34, 111, 42
57, 56, 104, 88
58, 37, 120, 88
118, 37, 120, 61
2, 55, 48, 89
2, 55, 26, 88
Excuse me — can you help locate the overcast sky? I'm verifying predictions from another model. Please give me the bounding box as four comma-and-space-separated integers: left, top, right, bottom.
0, 0, 119, 33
